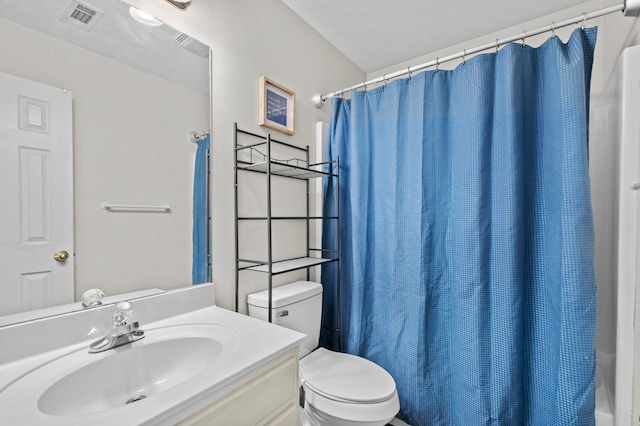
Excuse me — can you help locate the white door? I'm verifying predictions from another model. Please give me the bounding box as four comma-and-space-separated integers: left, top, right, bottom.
0, 71, 74, 317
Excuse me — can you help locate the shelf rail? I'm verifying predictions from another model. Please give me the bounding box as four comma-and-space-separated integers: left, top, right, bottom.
234, 123, 340, 328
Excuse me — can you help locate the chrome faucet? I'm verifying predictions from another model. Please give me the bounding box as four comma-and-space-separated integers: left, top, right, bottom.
89, 301, 145, 353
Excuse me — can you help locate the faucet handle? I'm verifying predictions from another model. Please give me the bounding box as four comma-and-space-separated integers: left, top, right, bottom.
112, 301, 133, 326
81, 288, 104, 308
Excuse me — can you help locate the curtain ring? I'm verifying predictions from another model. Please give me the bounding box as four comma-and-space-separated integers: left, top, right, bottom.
436, 57, 440, 71
521, 30, 526, 48
407, 67, 412, 79
495, 39, 499, 54
462, 49, 466, 65
383, 74, 388, 86
581, 13, 587, 30
551, 21, 556, 37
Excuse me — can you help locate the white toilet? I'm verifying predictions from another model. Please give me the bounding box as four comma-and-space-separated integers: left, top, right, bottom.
248, 280, 400, 426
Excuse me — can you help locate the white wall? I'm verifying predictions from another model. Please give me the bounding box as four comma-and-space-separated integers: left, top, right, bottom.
0, 17, 209, 299
125, 0, 365, 311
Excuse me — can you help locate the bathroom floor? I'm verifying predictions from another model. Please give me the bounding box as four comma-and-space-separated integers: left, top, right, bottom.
298, 407, 409, 426
389, 418, 410, 426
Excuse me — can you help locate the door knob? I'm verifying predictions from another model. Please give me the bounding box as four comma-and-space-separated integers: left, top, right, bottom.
54, 250, 69, 263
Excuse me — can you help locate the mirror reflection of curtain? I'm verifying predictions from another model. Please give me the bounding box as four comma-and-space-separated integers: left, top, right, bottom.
192, 134, 210, 284
322, 28, 597, 425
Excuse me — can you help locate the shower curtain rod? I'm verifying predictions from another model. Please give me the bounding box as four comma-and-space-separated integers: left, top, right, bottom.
313, 0, 640, 107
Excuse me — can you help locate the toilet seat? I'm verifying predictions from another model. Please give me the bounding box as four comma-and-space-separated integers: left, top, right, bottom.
300, 348, 397, 403
299, 348, 400, 424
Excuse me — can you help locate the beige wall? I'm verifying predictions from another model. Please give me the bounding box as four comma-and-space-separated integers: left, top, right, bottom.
126, 0, 365, 311
0, 17, 209, 299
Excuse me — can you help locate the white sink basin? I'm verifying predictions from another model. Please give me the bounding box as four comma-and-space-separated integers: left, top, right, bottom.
3, 324, 239, 417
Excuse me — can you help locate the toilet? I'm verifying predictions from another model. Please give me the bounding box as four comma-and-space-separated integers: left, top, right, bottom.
248, 281, 400, 426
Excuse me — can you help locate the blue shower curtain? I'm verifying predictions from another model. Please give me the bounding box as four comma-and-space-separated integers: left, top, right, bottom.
322, 28, 597, 425
192, 134, 210, 284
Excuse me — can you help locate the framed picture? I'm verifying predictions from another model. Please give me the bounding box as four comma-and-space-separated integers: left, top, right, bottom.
259, 76, 295, 135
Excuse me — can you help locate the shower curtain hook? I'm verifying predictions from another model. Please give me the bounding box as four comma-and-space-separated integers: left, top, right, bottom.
522, 30, 526, 48
407, 67, 412, 79
436, 57, 440, 71
383, 74, 388, 86
495, 39, 499, 54
462, 49, 466, 65
581, 13, 588, 29
551, 21, 557, 37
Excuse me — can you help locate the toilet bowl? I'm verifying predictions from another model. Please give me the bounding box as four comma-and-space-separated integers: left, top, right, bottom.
300, 348, 399, 426
248, 281, 399, 426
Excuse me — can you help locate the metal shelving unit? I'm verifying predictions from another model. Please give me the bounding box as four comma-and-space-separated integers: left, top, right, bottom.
234, 123, 340, 324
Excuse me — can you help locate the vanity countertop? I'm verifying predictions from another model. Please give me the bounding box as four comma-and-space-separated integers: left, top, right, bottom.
0, 285, 305, 425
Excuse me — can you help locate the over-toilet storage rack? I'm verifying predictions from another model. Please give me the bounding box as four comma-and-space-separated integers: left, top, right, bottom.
233, 123, 340, 326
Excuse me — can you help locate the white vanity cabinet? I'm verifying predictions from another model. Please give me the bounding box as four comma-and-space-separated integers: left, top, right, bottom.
0, 286, 306, 426
178, 347, 300, 426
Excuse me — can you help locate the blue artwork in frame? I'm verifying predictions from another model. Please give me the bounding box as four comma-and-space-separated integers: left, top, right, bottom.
259, 76, 295, 135
266, 89, 288, 127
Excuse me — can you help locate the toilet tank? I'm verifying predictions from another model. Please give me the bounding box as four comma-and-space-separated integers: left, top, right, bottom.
247, 281, 322, 358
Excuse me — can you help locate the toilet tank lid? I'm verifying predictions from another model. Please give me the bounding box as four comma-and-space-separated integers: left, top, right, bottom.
247, 280, 322, 309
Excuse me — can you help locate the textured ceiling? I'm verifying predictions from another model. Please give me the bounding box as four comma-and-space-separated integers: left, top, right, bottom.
0, 0, 209, 94
282, 0, 589, 73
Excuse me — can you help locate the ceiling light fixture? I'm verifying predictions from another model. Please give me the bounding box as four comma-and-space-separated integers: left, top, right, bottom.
129, 6, 163, 27
163, 0, 191, 11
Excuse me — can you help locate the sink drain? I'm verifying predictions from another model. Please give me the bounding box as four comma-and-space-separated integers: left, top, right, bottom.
125, 394, 147, 405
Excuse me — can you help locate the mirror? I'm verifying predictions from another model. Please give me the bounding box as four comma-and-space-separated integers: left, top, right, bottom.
0, 0, 210, 326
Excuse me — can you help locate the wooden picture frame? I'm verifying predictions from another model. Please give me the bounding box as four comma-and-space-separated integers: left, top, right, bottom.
259, 76, 295, 135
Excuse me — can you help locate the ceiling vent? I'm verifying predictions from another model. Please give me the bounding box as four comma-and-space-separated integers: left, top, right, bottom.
175, 33, 209, 58
59, 0, 104, 32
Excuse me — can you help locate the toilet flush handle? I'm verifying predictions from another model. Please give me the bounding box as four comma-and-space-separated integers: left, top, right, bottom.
276, 310, 289, 317
299, 378, 306, 408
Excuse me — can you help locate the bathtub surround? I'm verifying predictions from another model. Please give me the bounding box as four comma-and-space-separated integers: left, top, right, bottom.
323, 28, 598, 425
589, 45, 640, 425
